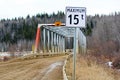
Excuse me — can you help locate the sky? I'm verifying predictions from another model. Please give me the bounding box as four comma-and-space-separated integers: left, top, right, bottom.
0, 0, 120, 19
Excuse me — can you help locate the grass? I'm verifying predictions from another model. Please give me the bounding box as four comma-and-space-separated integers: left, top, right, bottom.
65, 54, 120, 80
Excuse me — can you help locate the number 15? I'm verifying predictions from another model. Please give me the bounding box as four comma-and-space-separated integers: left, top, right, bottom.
68, 14, 84, 25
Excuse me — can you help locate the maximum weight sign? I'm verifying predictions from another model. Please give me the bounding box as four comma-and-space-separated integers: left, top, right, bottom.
66, 7, 86, 28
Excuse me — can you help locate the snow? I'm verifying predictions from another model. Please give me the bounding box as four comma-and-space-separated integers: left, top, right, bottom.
105, 61, 113, 68
0, 52, 10, 57
41, 61, 63, 80
46, 62, 62, 74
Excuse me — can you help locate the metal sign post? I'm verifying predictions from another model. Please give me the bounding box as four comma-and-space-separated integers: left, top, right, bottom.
73, 27, 79, 80
73, 27, 77, 80
66, 6, 86, 80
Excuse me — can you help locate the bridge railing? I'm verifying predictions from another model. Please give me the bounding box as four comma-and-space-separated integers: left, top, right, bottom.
78, 29, 87, 54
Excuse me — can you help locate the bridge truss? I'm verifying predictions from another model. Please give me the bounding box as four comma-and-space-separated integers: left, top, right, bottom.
34, 24, 86, 54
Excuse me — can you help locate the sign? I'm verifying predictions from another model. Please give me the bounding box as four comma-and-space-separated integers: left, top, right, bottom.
66, 7, 86, 27
54, 21, 62, 26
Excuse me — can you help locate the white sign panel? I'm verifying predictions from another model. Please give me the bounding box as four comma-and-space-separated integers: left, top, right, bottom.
66, 7, 86, 28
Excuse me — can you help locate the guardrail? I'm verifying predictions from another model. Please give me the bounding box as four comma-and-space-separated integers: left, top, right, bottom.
20, 52, 69, 60
63, 53, 73, 80
63, 60, 68, 80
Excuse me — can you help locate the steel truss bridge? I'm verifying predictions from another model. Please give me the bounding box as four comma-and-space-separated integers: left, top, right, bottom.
34, 24, 86, 54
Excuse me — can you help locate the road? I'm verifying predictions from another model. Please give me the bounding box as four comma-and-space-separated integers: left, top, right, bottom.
0, 55, 66, 80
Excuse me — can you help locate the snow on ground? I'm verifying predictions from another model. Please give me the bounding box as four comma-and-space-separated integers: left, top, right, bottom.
0, 52, 10, 57
41, 61, 63, 80
105, 61, 113, 68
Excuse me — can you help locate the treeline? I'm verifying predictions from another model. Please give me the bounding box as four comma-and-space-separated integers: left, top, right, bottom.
0, 11, 65, 43
0, 11, 65, 51
0, 11, 94, 52
0, 11, 120, 53
87, 12, 120, 58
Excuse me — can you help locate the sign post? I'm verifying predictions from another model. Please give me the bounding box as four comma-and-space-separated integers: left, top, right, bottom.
66, 7, 86, 80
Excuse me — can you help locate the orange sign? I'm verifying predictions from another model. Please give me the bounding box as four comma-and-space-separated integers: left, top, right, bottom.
54, 21, 62, 26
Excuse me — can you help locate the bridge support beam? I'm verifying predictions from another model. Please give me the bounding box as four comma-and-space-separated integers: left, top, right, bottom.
47, 30, 50, 52
60, 36, 63, 52
43, 28, 47, 53
61, 36, 63, 52
63, 37, 65, 52
55, 33, 57, 52
54, 33, 56, 53
56, 34, 59, 53
51, 32, 54, 53
58, 35, 60, 52
34, 25, 41, 53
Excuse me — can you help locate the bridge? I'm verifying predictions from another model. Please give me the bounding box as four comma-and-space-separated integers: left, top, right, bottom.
34, 23, 87, 55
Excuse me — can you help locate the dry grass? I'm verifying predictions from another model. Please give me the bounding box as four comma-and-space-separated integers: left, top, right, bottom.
66, 54, 120, 80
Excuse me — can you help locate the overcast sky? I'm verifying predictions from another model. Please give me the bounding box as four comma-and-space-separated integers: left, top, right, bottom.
0, 0, 120, 19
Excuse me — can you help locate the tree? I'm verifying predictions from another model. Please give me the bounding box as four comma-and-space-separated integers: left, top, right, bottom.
26, 14, 30, 19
